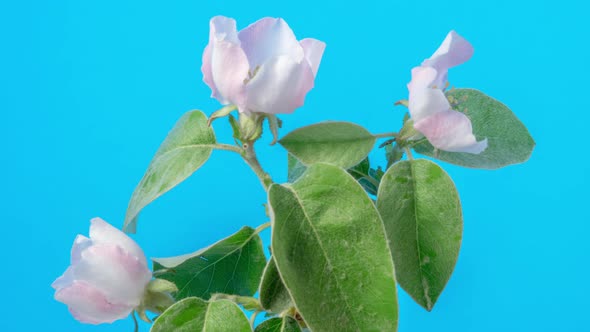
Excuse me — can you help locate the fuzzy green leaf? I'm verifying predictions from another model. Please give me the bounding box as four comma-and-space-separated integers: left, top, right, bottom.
151, 297, 251, 332
287, 154, 307, 183
279, 122, 376, 169
269, 163, 398, 331
413, 89, 535, 169
254, 317, 301, 332
259, 257, 292, 314
124, 110, 215, 232
377, 159, 462, 311
152, 227, 266, 301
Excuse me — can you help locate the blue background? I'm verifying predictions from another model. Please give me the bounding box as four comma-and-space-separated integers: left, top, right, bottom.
1, 0, 588, 331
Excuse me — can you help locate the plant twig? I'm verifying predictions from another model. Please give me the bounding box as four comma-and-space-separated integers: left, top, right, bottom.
250, 311, 261, 329
373, 132, 399, 139
404, 147, 414, 160
242, 141, 274, 190
132, 311, 139, 332
209, 143, 244, 154
255, 221, 271, 234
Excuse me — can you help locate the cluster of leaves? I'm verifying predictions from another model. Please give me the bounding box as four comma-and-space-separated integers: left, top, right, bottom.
125, 89, 534, 331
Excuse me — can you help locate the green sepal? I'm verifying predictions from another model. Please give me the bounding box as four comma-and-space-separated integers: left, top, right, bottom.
228, 114, 242, 145
240, 112, 265, 142
208, 105, 237, 126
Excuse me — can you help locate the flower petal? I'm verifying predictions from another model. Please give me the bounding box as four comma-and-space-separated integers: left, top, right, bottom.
407, 66, 438, 92
72, 244, 152, 306
210, 40, 249, 106
300, 38, 326, 77
208, 16, 240, 44
89, 218, 146, 264
408, 88, 450, 123
414, 110, 488, 154
71, 235, 92, 264
54, 281, 132, 324
238, 17, 304, 68
52, 266, 75, 290
422, 30, 474, 71
202, 16, 249, 105
243, 55, 315, 114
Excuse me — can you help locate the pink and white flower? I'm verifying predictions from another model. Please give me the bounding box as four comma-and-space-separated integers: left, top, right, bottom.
202, 16, 326, 115
407, 31, 487, 154
52, 218, 152, 324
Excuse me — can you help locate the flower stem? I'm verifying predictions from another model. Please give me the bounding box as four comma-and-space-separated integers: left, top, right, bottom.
404, 147, 414, 160
250, 311, 261, 329
254, 221, 271, 234
132, 311, 139, 332
210, 143, 244, 154
242, 141, 273, 190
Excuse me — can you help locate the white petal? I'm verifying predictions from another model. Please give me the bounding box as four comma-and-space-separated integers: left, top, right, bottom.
209, 16, 240, 44
73, 244, 152, 306
407, 66, 438, 92
71, 235, 92, 265
202, 16, 249, 106
210, 40, 249, 106
89, 218, 147, 264
300, 38, 326, 77
414, 110, 487, 154
243, 55, 315, 114
54, 281, 133, 324
238, 17, 304, 68
408, 88, 450, 123
52, 266, 75, 290
423, 30, 474, 71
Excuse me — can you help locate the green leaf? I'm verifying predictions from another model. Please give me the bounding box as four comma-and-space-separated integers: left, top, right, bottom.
347, 157, 370, 180
268, 163, 398, 331
151, 297, 251, 332
124, 110, 216, 232
259, 257, 292, 314
413, 88, 535, 169
376, 159, 462, 311
279, 122, 376, 169
347, 157, 382, 195
385, 143, 404, 169
254, 317, 301, 332
287, 154, 307, 183
152, 226, 266, 301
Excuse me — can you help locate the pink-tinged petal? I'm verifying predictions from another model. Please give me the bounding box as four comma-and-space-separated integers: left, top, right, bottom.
202, 17, 240, 99
209, 16, 240, 44
73, 244, 152, 306
52, 266, 75, 290
422, 30, 474, 71
407, 66, 438, 92
300, 38, 326, 77
71, 235, 91, 264
408, 88, 450, 123
202, 16, 248, 105
414, 110, 488, 154
55, 281, 132, 324
201, 44, 216, 98
238, 17, 304, 68
210, 40, 249, 106
243, 55, 315, 114
89, 218, 146, 264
